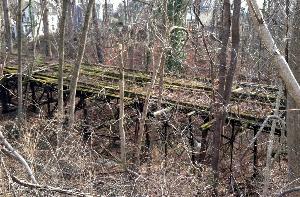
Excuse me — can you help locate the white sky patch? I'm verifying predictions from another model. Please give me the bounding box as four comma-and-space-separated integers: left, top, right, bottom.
109, 0, 124, 10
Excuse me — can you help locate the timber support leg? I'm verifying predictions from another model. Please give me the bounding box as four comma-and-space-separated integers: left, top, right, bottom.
0, 85, 9, 113
229, 120, 236, 192
144, 123, 150, 162
46, 87, 52, 117
199, 115, 210, 163
162, 121, 169, 158
253, 126, 259, 178
29, 82, 38, 113
82, 99, 91, 141
187, 111, 195, 164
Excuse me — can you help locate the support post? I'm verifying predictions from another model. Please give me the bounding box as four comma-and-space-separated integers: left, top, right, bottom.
144, 123, 150, 162
187, 111, 195, 164
199, 115, 210, 162
0, 85, 9, 113
229, 120, 235, 191
46, 87, 51, 117
29, 82, 38, 113
253, 126, 259, 178
162, 120, 168, 158
82, 99, 90, 141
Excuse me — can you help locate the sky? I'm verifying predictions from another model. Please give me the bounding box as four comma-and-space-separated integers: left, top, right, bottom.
109, 0, 124, 9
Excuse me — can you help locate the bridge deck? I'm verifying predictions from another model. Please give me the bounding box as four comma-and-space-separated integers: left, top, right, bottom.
1, 63, 285, 131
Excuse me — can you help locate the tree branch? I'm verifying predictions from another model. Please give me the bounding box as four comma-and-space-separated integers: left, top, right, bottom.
11, 175, 93, 197
0, 126, 37, 184
278, 186, 300, 197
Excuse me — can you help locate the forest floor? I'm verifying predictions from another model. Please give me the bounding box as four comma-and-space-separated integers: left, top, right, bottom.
0, 100, 289, 196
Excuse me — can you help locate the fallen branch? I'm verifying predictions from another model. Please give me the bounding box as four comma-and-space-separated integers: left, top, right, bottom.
11, 175, 93, 197
278, 186, 300, 197
0, 126, 37, 183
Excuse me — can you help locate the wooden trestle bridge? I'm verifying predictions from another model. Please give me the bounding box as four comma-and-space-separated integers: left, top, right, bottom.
0, 63, 286, 171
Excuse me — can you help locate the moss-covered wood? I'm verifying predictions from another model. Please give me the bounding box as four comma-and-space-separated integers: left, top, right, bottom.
2, 64, 283, 104
1, 63, 285, 132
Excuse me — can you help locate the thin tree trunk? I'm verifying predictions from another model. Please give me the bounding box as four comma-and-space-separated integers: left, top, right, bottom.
145, 23, 152, 72
68, 0, 95, 128
157, 0, 168, 109
2, 0, 12, 53
103, 0, 108, 25
118, 44, 126, 168
223, 0, 241, 104
17, 0, 23, 127
92, 3, 104, 64
0, 1, 2, 50
123, 0, 127, 25
32, 3, 45, 60
263, 84, 282, 196
42, 0, 52, 57
285, 0, 290, 62
57, 0, 68, 118
211, 0, 231, 191
135, 49, 163, 167
287, 0, 300, 186
28, 0, 36, 58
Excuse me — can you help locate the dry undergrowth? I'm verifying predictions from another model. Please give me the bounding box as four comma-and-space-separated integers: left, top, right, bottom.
0, 114, 290, 196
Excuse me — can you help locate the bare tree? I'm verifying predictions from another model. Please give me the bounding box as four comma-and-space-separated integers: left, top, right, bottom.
103, 0, 108, 25
17, 0, 23, 127
246, 0, 300, 106
118, 44, 126, 168
28, 0, 36, 58
223, 0, 241, 104
68, 0, 95, 127
212, 0, 231, 191
157, 0, 168, 109
135, 50, 164, 166
57, 0, 68, 118
92, 2, 104, 64
2, 0, 12, 53
42, 0, 52, 57
287, 0, 300, 185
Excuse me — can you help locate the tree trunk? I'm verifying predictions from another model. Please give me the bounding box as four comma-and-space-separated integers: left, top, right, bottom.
29, 0, 36, 58
285, 0, 290, 62
211, 0, 231, 190
246, 0, 300, 106
157, 0, 168, 109
287, 0, 300, 185
42, 0, 52, 57
165, 0, 188, 72
68, 0, 95, 128
118, 44, 126, 168
92, 3, 104, 64
57, 0, 68, 119
123, 0, 127, 25
223, 0, 241, 104
2, 0, 12, 53
135, 50, 164, 167
103, 0, 108, 25
17, 0, 23, 128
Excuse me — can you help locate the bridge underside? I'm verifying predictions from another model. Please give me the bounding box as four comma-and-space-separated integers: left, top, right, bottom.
0, 63, 286, 170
